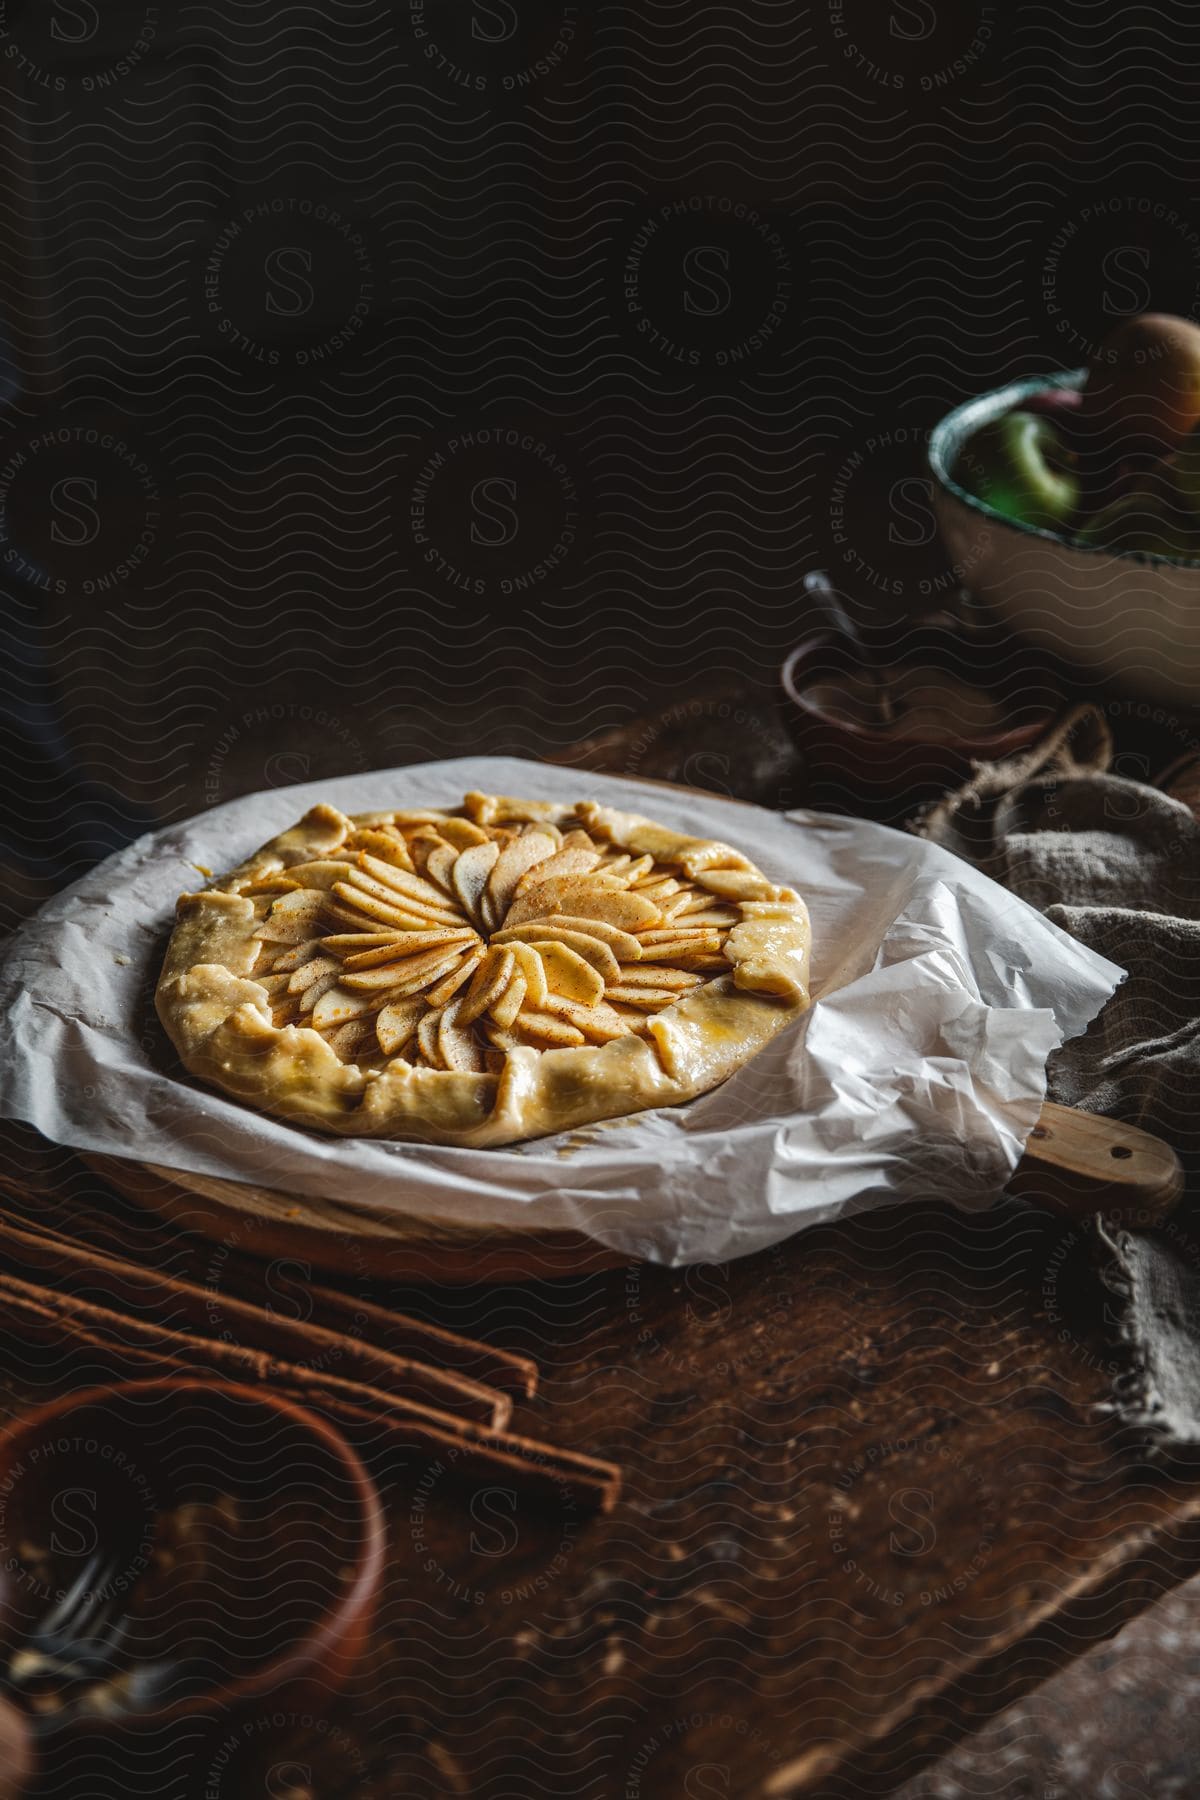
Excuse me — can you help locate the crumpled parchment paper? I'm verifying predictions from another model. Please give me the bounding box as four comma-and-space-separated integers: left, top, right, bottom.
0, 756, 1125, 1266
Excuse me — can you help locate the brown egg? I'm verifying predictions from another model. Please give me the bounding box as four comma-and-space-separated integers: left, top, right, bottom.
1080, 313, 1200, 459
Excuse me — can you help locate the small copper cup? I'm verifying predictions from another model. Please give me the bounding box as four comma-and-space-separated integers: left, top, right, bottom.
0, 1379, 386, 1747
780, 626, 1061, 824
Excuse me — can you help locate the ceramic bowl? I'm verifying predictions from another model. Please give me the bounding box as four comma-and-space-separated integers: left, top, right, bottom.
0, 1380, 386, 1739
928, 369, 1200, 706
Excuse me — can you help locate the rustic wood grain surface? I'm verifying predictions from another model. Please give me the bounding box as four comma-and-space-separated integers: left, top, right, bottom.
4, 1131, 1200, 1800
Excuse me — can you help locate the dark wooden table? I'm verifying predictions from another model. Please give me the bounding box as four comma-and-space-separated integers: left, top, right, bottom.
8, 694, 1200, 1798
7, 1136, 1200, 1800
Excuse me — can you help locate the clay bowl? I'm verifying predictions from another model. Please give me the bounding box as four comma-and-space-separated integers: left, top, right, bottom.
780, 624, 1061, 824
0, 1379, 386, 1741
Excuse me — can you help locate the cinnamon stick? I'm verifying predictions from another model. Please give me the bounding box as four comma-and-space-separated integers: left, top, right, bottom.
0, 1170, 537, 1399
0, 1213, 510, 1429
212, 1250, 536, 1399
0, 1271, 621, 1514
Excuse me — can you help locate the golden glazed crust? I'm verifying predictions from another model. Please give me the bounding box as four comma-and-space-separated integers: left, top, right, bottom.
155, 793, 812, 1147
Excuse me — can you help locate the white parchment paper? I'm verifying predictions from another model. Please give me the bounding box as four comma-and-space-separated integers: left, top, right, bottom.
0, 757, 1124, 1265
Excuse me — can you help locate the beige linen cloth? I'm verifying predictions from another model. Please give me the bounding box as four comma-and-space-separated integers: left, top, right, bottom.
916, 706, 1200, 1445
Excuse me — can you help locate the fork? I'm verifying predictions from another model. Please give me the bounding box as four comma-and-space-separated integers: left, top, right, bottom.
6, 1549, 132, 1700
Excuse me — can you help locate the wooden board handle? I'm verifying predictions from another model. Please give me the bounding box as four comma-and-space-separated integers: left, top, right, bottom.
1008, 1101, 1183, 1224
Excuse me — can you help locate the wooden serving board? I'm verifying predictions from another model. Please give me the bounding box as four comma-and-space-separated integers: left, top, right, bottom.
86, 1151, 622, 1284
87, 1100, 1182, 1285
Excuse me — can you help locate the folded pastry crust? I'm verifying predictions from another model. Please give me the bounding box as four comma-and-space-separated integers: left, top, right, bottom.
156, 792, 812, 1148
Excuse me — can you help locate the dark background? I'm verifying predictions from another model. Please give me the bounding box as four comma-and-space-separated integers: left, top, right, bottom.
3, 0, 1200, 925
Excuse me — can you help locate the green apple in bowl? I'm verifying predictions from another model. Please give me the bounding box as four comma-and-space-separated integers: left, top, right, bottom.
957, 410, 1080, 531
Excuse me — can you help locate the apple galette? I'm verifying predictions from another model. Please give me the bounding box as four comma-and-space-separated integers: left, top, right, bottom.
156, 793, 811, 1147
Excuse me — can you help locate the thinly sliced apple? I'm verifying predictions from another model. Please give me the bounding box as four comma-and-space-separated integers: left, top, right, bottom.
357, 946, 466, 996
669, 907, 738, 929
515, 1007, 585, 1048
376, 997, 425, 1056
286, 954, 340, 994
459, 947, 515, 1025
254, 972, 291, 998
311, 986, 381, 1028
326, 1019, 377, 1061
452, 839, 500, 924
482, 831, 557, 930
360, 885, 461, 928
535, 940, 604, 1006
342, 929, 473, 971
424, 843, 459, 893
490, 969, 527, 1030
267, 937, 324, 972
353, 855, 463, 915
407, 826, 448, 867
607, 983, 686, 1010
319, 932, 399, 953
695, 869, 778, 901
489, 923, 620, 984
493, 914, 642, 960
622, 857, 657, 884
538, 992, 629, 1039
613, 964, 698, 990
339, 952, 446, 992
425, 947, 483, 1007
254, 890, 329, 943
570, 887, 661, 929
417, 1008, 443, 1067
435, 817, 490, 850
513, 844, 600, 893
638, 927, 722, 948
438, 996, 486, 1072
501, 873, 612, 928
350, 829, 414, 871
636, 944, 722, 967
279, 860, 356, 891
505, 880, 660, 931
327, 897, 445, 934
332, 881, 453, 934
508, 941, 548, 1009
634, 874, 682, 900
